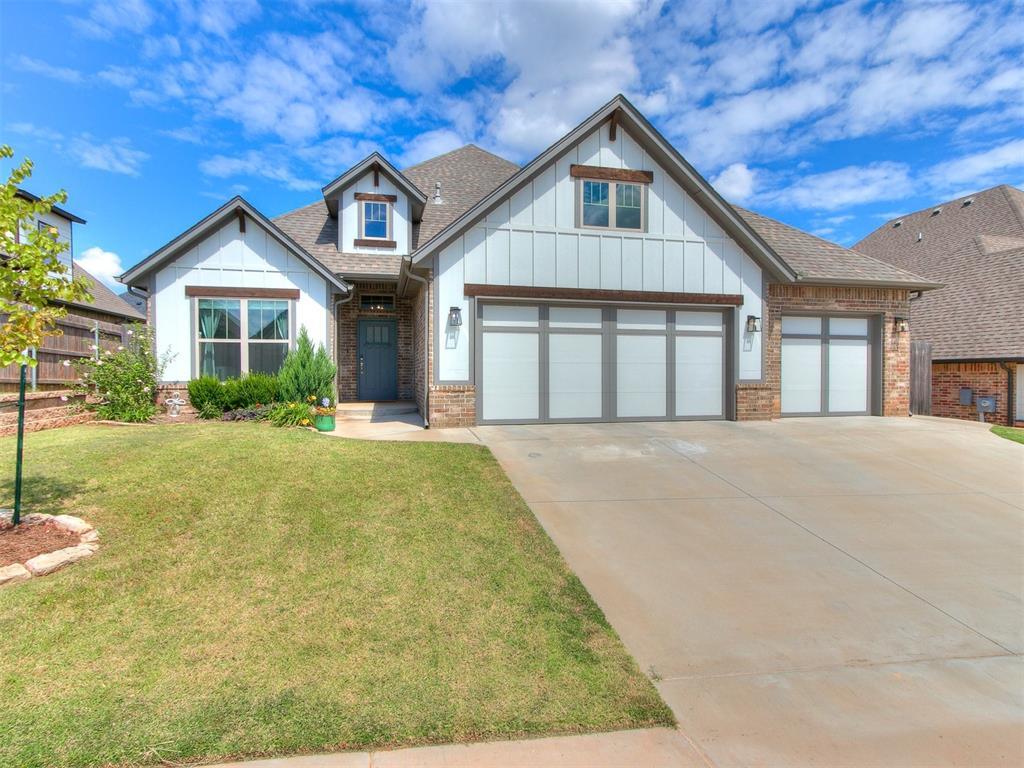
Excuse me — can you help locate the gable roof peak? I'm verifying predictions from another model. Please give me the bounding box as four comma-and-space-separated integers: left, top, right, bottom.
320, 151, 427, 218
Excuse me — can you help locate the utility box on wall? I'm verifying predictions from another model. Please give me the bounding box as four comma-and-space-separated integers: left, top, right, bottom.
959, 387, 973, 406
976, 395, 997, 414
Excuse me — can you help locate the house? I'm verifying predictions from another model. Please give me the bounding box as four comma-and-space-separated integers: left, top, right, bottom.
855, 185, 1024, 426
1, 190, 145, 391
119, 94, 937, 426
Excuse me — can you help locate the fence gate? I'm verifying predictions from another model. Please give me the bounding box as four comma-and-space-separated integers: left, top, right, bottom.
910, 341, 932, 415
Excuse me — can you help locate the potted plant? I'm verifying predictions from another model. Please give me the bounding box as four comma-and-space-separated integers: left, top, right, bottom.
313, 396, 335, 432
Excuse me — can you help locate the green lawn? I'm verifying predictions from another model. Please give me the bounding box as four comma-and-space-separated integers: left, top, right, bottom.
0, 423, 671, 767
991, 425, 1024, 445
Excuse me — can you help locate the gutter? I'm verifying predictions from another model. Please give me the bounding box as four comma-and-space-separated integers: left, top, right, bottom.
400, 258, 430, 428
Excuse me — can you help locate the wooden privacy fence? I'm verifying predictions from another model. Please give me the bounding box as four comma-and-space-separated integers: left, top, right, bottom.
910, 340, 932, 416
0, 312, 127, 392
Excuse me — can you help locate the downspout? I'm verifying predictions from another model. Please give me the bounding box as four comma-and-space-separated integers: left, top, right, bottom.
401, 258, 430, 428
998, 362, 1014, 426
333, 290, 354, 402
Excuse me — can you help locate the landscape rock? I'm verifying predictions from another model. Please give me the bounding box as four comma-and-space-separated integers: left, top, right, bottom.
0, 508, 12, 524
0, 563, 31, 586
25, 545, 94, 576
52, 515, 93, 534
24, 512, 54, 524
80, 529, 99, 543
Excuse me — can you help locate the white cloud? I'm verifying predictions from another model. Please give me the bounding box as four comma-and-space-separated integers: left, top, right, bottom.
760, 162, 914, 211
78, 246, 125, 289
12, 55, 82, 83
924, 138, 1024, 192
72, 0, 155, 39
200, 150, 320, 191
398, 129, 465, 167
712, 163, 758, 202
70, 136, 149, 175
6, 122, 64, 143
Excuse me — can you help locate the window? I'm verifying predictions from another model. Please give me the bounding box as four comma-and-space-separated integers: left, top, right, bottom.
197, 298, 290, 380
362, 201, 389, 239
37, 220, 59, 238
360, 294, 394, 311
579, 179, 644, 230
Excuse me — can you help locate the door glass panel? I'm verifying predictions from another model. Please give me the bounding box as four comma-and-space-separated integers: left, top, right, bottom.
829, 317, 868, 336
781, 316, 821, 335
481, 304, 539, 327
549, 334, 602, 419
549, 306, 602, 329
676, 335, 723, 417
616, 335, 666, 417
481, 332, 539, 420
617, 309, 666, 331
828, 338, 868, 412
781, 337, 821, 413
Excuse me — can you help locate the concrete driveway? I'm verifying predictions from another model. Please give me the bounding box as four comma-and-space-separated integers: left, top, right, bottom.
477, 416, 1024, 767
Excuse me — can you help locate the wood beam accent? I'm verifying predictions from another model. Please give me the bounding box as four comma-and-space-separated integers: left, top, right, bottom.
185, 286, 300, 299
353, 238, 397, 249
236, 209, 246, 233
463, 284, 743, 306
569, 164, 654, 183
354, 192, 398, 202
373, 164, 380, 187
608, 109, 618, 142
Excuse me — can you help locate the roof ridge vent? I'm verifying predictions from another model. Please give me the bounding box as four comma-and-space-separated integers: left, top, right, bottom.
931, 207, 941, 216
893, 219, 903, 228
433, 181, 444, 205
962, 197, 974, 207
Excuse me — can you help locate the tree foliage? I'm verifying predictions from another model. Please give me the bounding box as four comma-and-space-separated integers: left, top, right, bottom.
0, 145, 91, 367
278, 327, 337, 405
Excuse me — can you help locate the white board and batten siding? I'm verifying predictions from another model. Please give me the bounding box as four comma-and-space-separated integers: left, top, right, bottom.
154, 220, 330, 381
337, 171, 412, 255
435, 126, 764, 382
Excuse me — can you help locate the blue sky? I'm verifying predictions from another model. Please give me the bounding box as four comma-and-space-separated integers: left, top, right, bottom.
2, 0, 1022, 290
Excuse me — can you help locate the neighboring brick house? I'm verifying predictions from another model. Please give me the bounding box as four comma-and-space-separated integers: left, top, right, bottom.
856, 185, 1024, 426
120, 94, 936, 426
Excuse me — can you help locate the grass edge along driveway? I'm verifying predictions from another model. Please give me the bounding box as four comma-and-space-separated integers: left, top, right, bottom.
0, 423, 672, 768
991, 425, 1024, 445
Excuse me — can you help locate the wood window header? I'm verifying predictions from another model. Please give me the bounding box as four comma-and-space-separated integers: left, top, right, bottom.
353, 238, 397, 249
185, 286, 300, 299
463, 284, 743, 306
354, 192, 398, 202
570, 164, 654, 184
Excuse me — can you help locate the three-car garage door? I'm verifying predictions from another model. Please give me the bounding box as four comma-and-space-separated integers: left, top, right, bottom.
478, 303, 728, 424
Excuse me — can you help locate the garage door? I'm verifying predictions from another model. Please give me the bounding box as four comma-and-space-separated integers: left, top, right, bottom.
478, 303, 728, 424
781, 315, 875, 416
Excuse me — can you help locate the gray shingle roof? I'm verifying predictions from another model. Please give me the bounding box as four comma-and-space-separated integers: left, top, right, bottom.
732, 206, 938, 288
854, 185, 1024, 360
63, 263, 146, 321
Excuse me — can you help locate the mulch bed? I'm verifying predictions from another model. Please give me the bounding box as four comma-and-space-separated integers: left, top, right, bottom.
0, 520, 80, 567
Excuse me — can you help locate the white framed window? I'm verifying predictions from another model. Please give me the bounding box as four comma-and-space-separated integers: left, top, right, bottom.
196, 297, 291, 380
579, 179, 645, 231
361, 201, 391, 240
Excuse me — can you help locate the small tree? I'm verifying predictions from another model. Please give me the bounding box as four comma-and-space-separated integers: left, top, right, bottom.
1, 145, 91, 524
278, 327, 337, 404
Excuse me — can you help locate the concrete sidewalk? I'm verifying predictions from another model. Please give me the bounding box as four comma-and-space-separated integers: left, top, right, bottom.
204, 728, 704, 767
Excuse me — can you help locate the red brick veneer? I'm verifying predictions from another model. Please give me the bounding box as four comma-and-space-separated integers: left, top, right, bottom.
931, 361, 1016, 425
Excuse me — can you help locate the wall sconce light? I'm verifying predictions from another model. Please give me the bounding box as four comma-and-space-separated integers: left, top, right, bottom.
745, 315, 762, 333
448, 306, 463, 327
894, 316, 909, 333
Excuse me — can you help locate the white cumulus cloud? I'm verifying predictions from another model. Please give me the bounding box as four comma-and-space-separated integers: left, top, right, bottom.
712, 163, 758, 203
78, 247, 125, 289
70, 136, 149, 176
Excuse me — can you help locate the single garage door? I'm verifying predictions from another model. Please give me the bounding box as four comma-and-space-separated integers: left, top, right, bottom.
478, 303, 728, 424
781, 315, 876, 416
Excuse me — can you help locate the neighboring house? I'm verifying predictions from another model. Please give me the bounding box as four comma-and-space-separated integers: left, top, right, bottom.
120, 94, 936, 426
856, 185, 1024, 426
1, 190, 145, 391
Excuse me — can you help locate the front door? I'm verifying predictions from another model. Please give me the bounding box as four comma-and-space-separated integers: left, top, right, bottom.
357, 318, 398, 400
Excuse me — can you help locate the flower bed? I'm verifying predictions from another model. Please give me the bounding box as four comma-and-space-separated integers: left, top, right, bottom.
0, 512, 99, 586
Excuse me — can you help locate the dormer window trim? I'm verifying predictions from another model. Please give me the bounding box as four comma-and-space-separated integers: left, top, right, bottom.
354, 192, 398, 249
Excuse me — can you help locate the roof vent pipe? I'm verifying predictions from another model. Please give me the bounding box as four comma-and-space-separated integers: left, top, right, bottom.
433, 182, 443, 204
917, 232, 924, 242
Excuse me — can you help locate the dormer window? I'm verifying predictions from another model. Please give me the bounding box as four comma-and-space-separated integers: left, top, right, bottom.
353, 192, 397, 248
570, 164, 652, 232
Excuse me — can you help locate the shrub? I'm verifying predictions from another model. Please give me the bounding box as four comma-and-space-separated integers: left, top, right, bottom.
187, 376, 225, 414
236, 372, 278, 407
268, 401, 314, 428
278, 327, 336, 405
197, 401, 222, 420
73, 323, 167, 423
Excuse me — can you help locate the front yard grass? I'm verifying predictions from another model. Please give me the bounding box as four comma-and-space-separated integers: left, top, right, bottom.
991, 425, 1024, 444
0, 423, 671, 767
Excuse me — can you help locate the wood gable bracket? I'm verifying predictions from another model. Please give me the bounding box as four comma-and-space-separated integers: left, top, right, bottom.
608, 108, 619, 142
373, 164, 380, 187
236, 208, 246, 233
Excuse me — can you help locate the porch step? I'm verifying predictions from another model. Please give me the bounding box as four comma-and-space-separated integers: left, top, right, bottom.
336, 401, 418, 421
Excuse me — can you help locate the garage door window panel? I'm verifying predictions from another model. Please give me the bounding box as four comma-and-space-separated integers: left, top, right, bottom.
781, 314, 872, 416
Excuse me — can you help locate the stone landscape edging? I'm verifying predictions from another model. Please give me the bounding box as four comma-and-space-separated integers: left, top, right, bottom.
0, 512, 100, 587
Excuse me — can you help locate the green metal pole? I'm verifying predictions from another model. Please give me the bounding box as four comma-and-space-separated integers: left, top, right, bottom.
13, 363, 27, 526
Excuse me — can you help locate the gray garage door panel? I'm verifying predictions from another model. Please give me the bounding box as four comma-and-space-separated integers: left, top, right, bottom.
477, 302, 730, 425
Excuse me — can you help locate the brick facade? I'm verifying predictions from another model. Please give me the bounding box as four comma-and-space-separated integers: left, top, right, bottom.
931, 361, 1017, 425
735, 283, 911, 420
336, 281, 415, 402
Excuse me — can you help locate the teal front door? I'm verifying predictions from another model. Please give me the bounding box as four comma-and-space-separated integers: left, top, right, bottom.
357, 319, 398, 400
